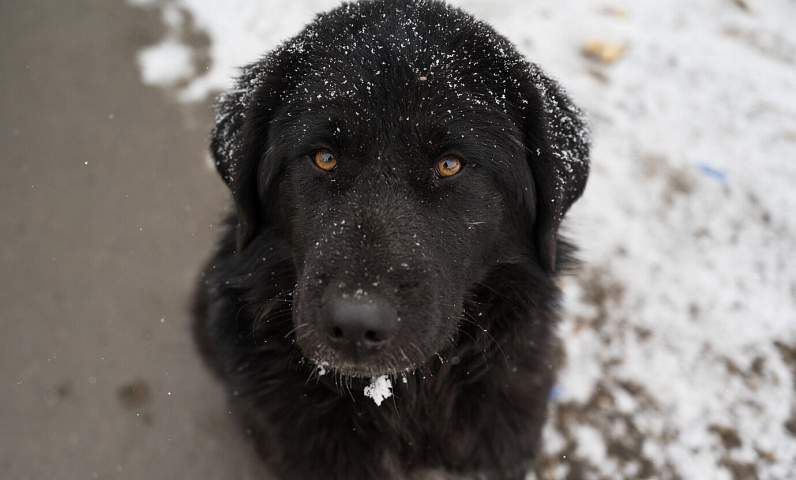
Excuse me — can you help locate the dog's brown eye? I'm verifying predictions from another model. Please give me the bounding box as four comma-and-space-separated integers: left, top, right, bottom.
313, 149, 337, 172
436, 155, 463, 177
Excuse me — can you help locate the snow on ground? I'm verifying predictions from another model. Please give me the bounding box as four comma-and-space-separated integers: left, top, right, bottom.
128, 0, 796, 478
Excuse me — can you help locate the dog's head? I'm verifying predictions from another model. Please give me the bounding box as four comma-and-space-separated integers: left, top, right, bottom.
211, 0, 589, 377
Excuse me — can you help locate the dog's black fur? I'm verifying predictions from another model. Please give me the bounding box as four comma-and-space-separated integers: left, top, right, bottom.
193, 1, 589, 479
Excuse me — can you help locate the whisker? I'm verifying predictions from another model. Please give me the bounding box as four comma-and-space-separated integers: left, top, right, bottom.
295, 329, 316, 342
344, 376, 355, 401
457, 317, 490, 368
283, 322, 310, 339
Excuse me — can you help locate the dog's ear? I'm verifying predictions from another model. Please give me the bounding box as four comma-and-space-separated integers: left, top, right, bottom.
210, 53, 296, 253
519, 64, 590, 272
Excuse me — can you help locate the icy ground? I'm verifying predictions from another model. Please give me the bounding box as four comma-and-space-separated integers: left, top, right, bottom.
128, 0, 796, 478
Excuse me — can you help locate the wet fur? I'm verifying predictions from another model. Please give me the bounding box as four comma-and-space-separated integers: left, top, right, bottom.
193, 1, 589, 479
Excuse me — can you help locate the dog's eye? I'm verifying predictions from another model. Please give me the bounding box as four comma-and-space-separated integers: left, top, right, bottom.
313, 149, 338, 172
436, 155, 463, 177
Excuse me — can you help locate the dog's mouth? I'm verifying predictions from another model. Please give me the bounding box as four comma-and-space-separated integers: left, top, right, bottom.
307, 355, 419, 380
298, 329, 428, 379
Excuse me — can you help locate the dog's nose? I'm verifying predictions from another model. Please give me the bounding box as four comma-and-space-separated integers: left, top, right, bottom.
324, 297, 398, 356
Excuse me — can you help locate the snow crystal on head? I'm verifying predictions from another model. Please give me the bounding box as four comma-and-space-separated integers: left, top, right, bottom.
211, 59, 273, 186
280, 0, 529, 116
527, 63, 591, 222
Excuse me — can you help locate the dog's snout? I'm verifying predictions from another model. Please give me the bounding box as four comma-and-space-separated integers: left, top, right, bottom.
324, 297, 398, 356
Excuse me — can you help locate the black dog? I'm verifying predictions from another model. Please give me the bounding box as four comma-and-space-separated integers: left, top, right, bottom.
193, 0, 589, 478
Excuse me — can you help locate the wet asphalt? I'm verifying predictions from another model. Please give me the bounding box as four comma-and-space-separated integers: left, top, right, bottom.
1, 1, 274, 478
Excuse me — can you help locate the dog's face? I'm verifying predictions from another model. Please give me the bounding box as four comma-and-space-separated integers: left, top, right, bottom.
273, 59, 528, 377
211, 0, 589, 378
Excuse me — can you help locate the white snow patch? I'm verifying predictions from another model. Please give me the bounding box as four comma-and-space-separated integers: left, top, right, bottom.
572, 424, 609, 469
364, 375, 392, 407
136, 39, 195, 87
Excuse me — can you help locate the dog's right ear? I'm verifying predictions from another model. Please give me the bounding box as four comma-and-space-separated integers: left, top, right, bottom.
210, 53, 297, 253
518, 64, 591, 272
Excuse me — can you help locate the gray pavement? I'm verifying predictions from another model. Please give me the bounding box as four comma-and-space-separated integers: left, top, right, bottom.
1, 1, 272, 478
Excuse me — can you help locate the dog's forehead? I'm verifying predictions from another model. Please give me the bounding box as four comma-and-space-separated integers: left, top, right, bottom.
279, 1, 525, 115
253, 0, 534, 174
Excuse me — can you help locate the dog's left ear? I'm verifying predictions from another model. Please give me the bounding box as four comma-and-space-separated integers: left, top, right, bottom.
210, 51, 299, 253
519, 64, 590, 272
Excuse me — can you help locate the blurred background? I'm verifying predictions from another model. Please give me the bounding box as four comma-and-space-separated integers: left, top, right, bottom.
1, 0, 794, 479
